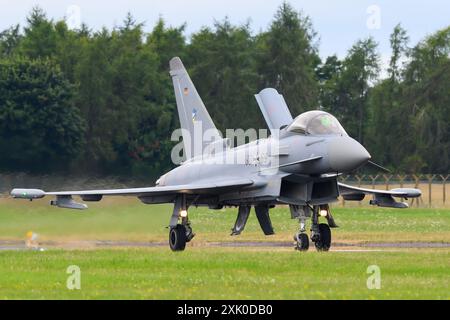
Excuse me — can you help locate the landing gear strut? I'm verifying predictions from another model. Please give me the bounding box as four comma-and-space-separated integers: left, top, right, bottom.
292, 205, 310, 251
169, 195, 195, 252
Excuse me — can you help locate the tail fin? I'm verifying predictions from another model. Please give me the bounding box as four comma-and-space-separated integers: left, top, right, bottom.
170, 57, 222, 159
255, 88, 293, 133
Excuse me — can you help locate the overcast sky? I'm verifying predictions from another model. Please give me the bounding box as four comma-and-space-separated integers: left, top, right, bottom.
1, 0, 449, 66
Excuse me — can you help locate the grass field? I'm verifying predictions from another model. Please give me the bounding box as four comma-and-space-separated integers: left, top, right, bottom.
0, 197, 449, 299
0, 197, 449, 243
0, 248, 448, 299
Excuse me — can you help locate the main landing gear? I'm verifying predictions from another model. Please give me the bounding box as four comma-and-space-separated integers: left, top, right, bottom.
292, 204, 338, 252
169, 195, 195, 252
169, 223, 195, 251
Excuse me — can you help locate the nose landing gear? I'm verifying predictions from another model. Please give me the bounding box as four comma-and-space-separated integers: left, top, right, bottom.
291, 205, 310, 251
295, 233, 310, 251
314, 223, 331, 251
292, 204, 335, 252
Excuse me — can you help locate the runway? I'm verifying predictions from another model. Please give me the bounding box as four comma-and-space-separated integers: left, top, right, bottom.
0, 240, 449, 251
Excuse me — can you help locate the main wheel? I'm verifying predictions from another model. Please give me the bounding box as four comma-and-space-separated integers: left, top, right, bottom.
295, 233, 309, 251
314, 223, 331, 252
169, 225, 187, 251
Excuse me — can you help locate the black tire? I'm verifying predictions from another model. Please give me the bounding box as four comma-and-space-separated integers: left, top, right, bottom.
314, 223, 331, 252
169, 225, 187, 251
295, 233, 309, 251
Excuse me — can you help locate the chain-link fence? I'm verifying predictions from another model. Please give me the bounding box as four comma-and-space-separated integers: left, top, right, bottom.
1, 173, 449, 208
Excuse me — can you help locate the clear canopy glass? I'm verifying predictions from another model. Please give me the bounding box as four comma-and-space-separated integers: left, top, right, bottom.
287, 111, 348, 136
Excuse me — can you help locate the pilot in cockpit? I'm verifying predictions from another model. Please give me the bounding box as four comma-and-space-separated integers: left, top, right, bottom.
287, 111, 348, 136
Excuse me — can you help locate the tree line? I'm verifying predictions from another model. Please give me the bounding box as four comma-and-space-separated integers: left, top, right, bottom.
0, 3, 448, 177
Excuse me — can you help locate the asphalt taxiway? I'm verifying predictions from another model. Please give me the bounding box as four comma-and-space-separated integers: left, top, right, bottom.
0, 240, 449, 251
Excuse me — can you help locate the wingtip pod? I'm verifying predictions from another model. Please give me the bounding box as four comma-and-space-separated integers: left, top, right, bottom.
11, 189, 45, 200
391, 188, 422, 198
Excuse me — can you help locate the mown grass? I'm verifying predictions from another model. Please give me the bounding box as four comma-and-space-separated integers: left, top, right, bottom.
0, 198, 448, 300
0, 197, 449, 243
0, 248, 448, 299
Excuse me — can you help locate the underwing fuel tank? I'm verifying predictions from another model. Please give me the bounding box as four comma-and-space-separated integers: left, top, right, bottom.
50, 196, 88, 210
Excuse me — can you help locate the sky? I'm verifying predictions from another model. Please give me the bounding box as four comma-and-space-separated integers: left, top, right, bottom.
0, 0, 449, 70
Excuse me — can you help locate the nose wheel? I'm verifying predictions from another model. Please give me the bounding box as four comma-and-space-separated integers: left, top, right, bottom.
293, 205, 334, 252
295, 233, 310, 251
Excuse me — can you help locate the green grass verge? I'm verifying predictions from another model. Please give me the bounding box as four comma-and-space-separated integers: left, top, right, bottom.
0, 198, 449, 243
0, 248, 448, 299
0, 198, 449, 300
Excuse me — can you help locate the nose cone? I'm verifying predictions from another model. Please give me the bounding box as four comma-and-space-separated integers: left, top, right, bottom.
328, 137, 371, 172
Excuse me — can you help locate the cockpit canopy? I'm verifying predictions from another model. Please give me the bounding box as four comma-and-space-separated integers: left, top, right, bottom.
287, 111, 348, 136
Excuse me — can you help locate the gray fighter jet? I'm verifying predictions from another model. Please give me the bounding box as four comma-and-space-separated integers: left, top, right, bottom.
11, 57, 421, 252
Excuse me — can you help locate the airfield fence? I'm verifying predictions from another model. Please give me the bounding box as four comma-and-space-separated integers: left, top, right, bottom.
0, 173, 449, 208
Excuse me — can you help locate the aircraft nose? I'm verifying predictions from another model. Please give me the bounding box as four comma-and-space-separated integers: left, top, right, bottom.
328, 137, 371, 172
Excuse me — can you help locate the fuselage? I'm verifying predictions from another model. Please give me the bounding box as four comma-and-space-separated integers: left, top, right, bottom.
158, 121, 371, 190
155, 110, 371, 208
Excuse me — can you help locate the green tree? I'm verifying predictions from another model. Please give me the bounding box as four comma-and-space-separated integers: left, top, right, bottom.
401, 27, 450, 172
0, 6, 448, 176
317, 55, 342, 115
187, 19, 260, 131
388, 24, 409, 82
139, 18, 187, 174
73, 28, 115, 169
147, 18, 186, 72
73, 15, 177, 176
53, 20, 89, 83
322, 38, 379, 144
0, 25, 21, 57
366, 25, 409, 168
19, 7, 58, 59
366, 25, 449, 173
0, 57, 85, 171
257, 2, 320, 115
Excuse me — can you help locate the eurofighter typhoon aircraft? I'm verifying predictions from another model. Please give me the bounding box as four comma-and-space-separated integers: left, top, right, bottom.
11, 57, 421, 252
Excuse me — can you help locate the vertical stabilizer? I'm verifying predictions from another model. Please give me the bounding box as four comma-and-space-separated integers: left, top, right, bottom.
170, 57, 222, 159
255, 88, 293, 133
